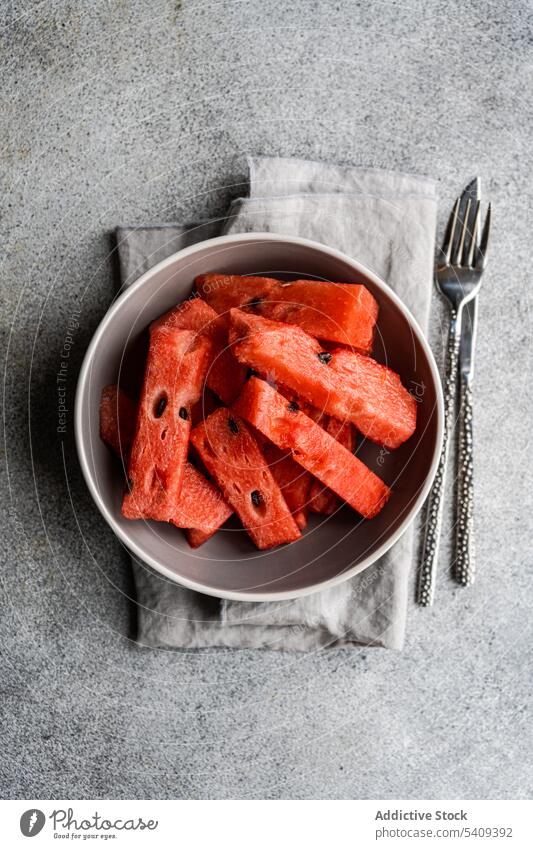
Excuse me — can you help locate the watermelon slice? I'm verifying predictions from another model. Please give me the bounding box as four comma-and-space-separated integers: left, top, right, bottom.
195, 273, 378, 352
229, 309, 416, 449
262, 442, 312, 530
122, 326, 212, 521
309, 417, 357, 514
170, 462, 233, 546
152, 297, 246, 404
190, 407, 301, 549
100, 384, 136, 461
101, 384, 232, 545
233, 377, 391, 519
327, 349, 417, 448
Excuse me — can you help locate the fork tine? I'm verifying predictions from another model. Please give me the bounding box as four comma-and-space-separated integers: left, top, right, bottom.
440, 197, 460, 264
463, 176, 481, 200
464, 200, 481, 267
440, 180, 481, 267
454, 198, 471, 265
452, 178, 480, 262
475, 203, 491, 269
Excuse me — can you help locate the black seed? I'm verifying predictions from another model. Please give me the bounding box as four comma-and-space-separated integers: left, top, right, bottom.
247, 296, 262, 309
228, 417, 239, 434
246, 368, 258, 380
317, 351, 332, 364
179, 406, 188, 420
251, 490, 262, 507
287, 400, 299, 412
154, 395, 167, 417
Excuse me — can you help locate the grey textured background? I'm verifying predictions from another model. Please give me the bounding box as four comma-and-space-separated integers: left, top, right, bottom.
1, 0, 532, 799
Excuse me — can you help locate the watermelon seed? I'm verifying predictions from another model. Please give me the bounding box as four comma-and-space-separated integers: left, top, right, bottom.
228, 417, 239, 434
179, 406, 188, 420
318, 352, 332, 364
160, 428, 168, 441
246, 368, 258, 380
287, 400, 299, 412
154, 394, 167, 417
251, 490, 262, 507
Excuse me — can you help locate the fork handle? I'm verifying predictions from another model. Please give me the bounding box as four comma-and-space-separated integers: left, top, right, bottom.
454, 376, 475, 585
416, 307, 461, 606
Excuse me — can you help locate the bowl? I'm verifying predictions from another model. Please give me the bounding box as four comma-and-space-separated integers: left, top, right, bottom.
75, 233, 443, 601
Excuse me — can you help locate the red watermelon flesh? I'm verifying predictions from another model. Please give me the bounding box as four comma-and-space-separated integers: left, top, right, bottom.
190, 407, 301, 549
99, 384, 136, 461
170, 462, 233, 545
309, 417, 357, 515
262, 442, 312, 530
233, 377, 391, 519
195, 273, 378, 352
100, 384, 232, 545
328, 349, 417, 448
150, 296, 215, 335
277, 385, 326, 424
122, 327, 212, 521
230, 309, 416, 449
152, 297, 246, 405
186, 527, 214, 548
190, 387, 220, 427
195, 274, 275, 310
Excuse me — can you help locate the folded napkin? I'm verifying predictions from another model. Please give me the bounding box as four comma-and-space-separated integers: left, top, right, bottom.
116, 156, 437, 651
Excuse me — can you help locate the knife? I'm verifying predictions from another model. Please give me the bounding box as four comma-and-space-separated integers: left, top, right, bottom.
454, 178, 480, 585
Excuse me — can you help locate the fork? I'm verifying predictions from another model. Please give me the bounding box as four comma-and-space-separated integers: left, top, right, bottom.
416, 180, 491, 606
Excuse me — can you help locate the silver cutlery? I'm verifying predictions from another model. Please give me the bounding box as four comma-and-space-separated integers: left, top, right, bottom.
417, 179, 491, 606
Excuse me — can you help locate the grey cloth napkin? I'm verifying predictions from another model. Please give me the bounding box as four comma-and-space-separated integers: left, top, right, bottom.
116, 156, 437, 651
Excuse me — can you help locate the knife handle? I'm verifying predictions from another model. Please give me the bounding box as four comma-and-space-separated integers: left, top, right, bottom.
454, 376, 475, 585
416, 308, 460, 606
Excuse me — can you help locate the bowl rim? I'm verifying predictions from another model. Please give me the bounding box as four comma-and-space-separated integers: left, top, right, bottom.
75, 231, 444, 601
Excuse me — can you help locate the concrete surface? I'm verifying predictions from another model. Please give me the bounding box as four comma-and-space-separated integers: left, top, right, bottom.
1, 0, 532, 799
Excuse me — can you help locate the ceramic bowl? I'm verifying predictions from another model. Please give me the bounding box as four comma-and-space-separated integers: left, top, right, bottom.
75, 233, 443, 600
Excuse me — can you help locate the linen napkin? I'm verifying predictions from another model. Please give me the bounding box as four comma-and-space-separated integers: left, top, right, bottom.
116, 156, 437, 651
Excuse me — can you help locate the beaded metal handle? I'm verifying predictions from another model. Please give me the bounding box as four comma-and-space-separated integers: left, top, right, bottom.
416, 308, 460, 606
454, 378, 475, 585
